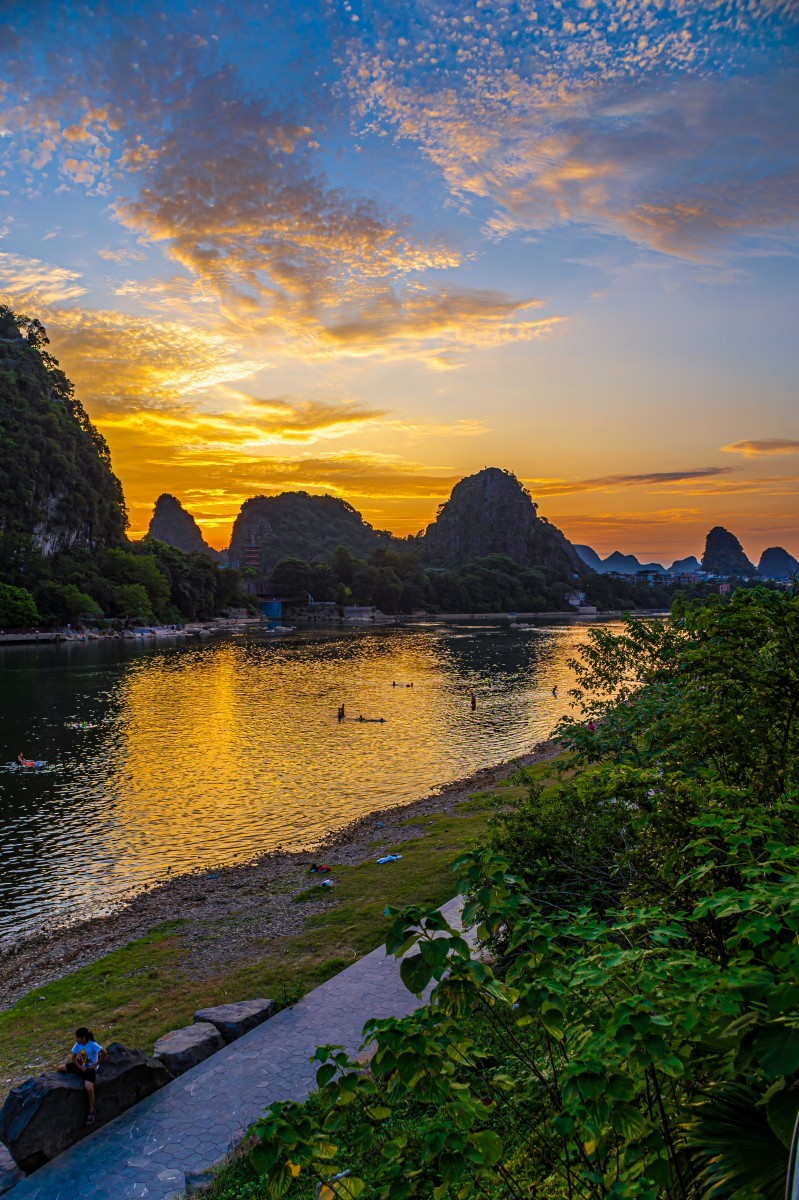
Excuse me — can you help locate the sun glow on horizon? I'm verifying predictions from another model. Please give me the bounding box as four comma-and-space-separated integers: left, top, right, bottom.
1, 0, 797, 559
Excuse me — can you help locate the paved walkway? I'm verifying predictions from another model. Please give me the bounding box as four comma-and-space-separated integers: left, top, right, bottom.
10, 897, 464, 1199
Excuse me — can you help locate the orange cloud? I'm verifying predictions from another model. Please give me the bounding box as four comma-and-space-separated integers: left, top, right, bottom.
36, 304, 263, 411
721, 439, 799, 457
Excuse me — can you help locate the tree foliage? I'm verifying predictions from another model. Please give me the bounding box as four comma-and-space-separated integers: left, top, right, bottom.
0, 582, 39, 628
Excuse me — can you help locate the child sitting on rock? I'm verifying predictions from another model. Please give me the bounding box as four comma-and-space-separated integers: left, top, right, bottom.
57, 1027, 107, 1125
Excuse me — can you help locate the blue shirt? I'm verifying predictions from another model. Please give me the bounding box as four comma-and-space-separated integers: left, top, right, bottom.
71, 1041, 103, 1069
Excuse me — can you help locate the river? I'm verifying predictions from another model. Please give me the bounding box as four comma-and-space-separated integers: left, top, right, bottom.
0, 620, 617, 945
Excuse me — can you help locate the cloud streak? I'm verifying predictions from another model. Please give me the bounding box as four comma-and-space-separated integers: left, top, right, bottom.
526, 467, 733, 496
0, 251, 87, 304
721, 438, 799, 457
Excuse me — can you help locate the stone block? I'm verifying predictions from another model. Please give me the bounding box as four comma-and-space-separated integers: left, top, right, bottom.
153, 1022, 225, 1077
185, 1169, 216, 1194
0, 1043, 173, 1174
193, 998, 277, 1044
0, 1144, 23, 1195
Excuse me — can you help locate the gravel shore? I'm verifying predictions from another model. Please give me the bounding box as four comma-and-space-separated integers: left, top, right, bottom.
0, 742, 558, 1010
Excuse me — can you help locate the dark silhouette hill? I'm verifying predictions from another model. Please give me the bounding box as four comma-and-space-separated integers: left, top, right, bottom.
420, 467, 581, 573
228, 492, 395, 578
702, 526, 757, 576
148, 494, 218, 558
575, 544, 604, 571
669, 556, 703, 574
602, 551, 666, 575
575, 545, 666, 574
758, 546, 799, 579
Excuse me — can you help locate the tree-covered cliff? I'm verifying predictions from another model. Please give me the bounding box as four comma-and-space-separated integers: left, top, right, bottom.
228, 491, 395, 578
421, 467, 581, 575
0, 306, 127, 564
0, 307, 249, 627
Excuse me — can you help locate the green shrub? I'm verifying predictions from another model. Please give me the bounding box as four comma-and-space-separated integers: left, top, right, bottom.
0, 582, 39, 628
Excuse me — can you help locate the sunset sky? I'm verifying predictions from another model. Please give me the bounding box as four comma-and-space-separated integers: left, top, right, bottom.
1, 0, 797, 562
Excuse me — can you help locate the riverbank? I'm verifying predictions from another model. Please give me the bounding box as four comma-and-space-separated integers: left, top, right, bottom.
0, 742, 560, 1093
0, 616, 264, 645
0, 608, 664, 645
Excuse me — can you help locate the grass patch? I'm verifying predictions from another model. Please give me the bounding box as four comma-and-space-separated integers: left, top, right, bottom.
0, 788, 511, 1091
0, 924, 186, 1088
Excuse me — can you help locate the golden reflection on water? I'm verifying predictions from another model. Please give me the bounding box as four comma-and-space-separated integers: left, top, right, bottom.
0, 623, 619, 941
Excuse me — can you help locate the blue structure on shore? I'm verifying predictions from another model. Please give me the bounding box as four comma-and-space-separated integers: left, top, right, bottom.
260, 599, 283, 620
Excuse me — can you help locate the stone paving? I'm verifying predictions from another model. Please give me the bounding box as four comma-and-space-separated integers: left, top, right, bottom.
9, 896, 464, 1200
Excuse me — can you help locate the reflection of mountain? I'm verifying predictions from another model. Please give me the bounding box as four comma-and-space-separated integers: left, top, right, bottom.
436, 625, 546, 683
1, 623, 616, 941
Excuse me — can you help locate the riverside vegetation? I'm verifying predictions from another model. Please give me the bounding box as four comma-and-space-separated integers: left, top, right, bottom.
207, 587, 799, 1200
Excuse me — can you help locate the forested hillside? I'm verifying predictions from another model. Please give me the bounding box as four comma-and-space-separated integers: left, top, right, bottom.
0, 307, 248, 628
0, 306, 126, 558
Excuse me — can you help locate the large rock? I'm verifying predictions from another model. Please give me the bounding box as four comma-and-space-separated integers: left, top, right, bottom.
0, 1043, 172, 1174
154, 1022, 225, 1077
0, 1144, 23, 1195
193, 998, 278, 1044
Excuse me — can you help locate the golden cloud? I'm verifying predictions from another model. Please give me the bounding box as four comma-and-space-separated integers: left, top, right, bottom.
98, 246, 148, 263
0, 251, 87, 304
2, 25, 565, 363
113, 432, 462, 543
38, 304, 263, 411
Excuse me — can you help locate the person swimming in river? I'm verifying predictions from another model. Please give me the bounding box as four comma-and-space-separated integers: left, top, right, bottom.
470, 691, 477, 711
337, 704, 345, 722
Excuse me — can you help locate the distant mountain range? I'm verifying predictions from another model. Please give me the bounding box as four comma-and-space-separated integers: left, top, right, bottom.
575, 546, 703, 576
147, 478, 796, 584
575, 530, 797, 580
150, 468, 581, 580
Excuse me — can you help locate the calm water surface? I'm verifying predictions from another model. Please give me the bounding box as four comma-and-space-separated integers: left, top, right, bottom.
0, 622, 617, 943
